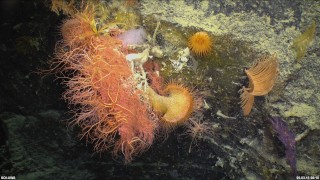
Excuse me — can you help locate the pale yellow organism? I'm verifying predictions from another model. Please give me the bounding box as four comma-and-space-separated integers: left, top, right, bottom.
147, 83, 194, 128
292, 21, 316, 61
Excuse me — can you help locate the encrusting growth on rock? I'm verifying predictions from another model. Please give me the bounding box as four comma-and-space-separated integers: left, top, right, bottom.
239, 54, 279, 116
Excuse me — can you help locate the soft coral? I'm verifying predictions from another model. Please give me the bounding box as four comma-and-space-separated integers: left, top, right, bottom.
51, 9, 155, 162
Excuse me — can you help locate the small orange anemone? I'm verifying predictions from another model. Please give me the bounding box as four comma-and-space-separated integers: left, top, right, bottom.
188, 31, 212, 56
147, 83, 194, 127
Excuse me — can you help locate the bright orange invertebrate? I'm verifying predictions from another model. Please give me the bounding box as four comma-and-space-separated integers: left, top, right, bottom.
50, 2, 155, 163
148, 83, 194, 128
188, 31, 212, 56
240, 54, 279, 116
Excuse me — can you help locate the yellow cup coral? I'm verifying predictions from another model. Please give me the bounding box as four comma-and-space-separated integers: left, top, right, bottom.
147, 83, 194, 127
188, 31, 212, 56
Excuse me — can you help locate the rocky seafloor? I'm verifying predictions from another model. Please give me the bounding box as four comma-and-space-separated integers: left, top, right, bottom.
0, 0, 319, 179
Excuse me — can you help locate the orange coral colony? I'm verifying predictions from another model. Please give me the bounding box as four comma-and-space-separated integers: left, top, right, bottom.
147, 83, 194, 127
50, 1, 155, 163
240, 54, 279, 116
188, 31, 212, 56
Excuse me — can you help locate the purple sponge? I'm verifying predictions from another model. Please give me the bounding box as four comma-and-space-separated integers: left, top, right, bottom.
117, 28, 147, 46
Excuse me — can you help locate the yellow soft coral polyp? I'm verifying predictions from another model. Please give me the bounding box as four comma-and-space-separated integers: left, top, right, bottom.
148, 83, 194, 127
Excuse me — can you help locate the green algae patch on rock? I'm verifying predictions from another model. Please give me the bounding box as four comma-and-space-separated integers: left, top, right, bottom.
283, 103, 318, 130
283, 103, 316, 118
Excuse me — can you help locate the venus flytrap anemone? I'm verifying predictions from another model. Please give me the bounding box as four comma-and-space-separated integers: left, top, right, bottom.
147, 83, 194, 128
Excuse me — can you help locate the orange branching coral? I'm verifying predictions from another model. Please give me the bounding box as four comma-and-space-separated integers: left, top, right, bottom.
239, 54, 279, 116
147, 83, 194, 128
51, 3, 155, 162
188, 31, 212, 56
57, 0, 119, 47
58, 3, 106, 47
60, 18, 95, 47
